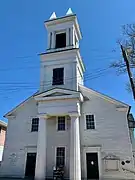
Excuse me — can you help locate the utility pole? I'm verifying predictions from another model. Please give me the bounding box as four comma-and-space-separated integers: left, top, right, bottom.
121, 44, 135, 101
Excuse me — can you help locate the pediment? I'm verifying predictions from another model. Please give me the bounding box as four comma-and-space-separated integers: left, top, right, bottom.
45, 92, 70, 97
34, 88, 84, 102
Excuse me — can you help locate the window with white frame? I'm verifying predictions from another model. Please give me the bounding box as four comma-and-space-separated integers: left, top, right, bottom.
31, 118, 39, 132
86, 115, 95, 129
57, 116, 65, 131
52, 68, 64, 85
56, 147, 65, 167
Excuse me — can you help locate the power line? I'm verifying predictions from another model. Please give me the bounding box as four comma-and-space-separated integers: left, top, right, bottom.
0, 69, 114, 101
0, 68, 112, 94
2, 48, 117, 60
0, 67, 111, 88
0, 67, 110, 84
0, 55, 118, 72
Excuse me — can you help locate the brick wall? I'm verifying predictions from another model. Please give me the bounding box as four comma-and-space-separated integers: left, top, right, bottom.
0, 127, 6, 146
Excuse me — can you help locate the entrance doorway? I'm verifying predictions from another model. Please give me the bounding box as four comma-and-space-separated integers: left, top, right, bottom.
86, 153, 99, 179
25, 153, 37, 178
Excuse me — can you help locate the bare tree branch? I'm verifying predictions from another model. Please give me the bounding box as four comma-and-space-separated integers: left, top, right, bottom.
111, 24, 135, 92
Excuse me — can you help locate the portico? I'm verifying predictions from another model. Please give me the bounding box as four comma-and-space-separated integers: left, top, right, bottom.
34, 88, 83, 180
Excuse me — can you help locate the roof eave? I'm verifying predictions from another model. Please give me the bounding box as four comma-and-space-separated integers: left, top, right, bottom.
4, 91, 38, 118
0, 120, 7, 128
79, 84, 130, 108
44, 14, 82, 40
44, 14, 76, 25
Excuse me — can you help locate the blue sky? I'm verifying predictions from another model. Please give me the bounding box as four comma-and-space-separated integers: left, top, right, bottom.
0, 0, 135, 122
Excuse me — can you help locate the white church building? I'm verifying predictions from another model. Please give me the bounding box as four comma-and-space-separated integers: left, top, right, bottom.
0, 10, 135, 180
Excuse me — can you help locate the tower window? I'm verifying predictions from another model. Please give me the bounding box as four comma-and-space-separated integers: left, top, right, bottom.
52, 68, 64, 85
55, 33, 66, 48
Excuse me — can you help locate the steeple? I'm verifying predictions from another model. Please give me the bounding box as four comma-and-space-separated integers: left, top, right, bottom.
44, 10, 82, 53
39, 11, 85, 92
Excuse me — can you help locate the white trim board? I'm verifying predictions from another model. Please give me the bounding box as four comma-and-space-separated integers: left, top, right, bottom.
82, 146, 102, 180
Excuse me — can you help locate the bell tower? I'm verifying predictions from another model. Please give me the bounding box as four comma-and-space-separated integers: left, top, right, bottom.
39, 9, 85, 92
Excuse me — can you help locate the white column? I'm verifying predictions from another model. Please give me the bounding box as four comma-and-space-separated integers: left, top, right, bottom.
35, 116, 47, 180
70, 115, 81, 180
47, 32, 51, 49
66, 28, 70, 47
70, 27, 75, 47
70, 27, 73, 46
51, 31, 55, 49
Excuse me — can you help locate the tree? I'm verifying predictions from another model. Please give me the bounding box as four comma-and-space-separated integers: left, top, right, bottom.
111, 24, 135, 97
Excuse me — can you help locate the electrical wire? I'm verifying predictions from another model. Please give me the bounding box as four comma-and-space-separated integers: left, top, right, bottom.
0, 67, 111, 89
0, 68, 113, 95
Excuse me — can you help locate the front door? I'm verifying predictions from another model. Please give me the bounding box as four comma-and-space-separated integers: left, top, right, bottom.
86, 153, 99, 179
25, 153, 37, 178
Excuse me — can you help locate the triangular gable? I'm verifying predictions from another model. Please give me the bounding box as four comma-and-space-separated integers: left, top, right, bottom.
4, 88, 83, 118
4, 91, 38, 118
34, 87, 84, 102
45, 92, 70, 97
79, 84, 129, 108
34, 87, 79, 98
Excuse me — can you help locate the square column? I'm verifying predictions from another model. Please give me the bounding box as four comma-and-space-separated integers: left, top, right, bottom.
35, 116, 47, 180
51, 32, 55, 49
47, 32, 51, 49
70, 27, 75, 47
66, 28, 70, 46
70, 115, 81, 180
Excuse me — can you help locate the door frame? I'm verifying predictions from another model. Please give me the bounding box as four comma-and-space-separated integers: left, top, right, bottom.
24, 146, 37, 177
25, 152, 37, 177
83, 146, 102, 180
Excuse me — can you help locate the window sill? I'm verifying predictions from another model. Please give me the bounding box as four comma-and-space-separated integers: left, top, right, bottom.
52, 83, 64, 86
47, 46, 74, 53
57, 130, 66, 132
84, 129, 97, 132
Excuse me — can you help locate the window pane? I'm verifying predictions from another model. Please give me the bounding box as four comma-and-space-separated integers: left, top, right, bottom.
58, 117, 65, 131
31, 118, 39, 132
86, 115, 95, 129
56, 147, 65, 167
